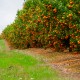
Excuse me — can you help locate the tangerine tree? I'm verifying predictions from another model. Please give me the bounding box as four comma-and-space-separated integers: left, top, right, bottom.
2, 0, 80, 52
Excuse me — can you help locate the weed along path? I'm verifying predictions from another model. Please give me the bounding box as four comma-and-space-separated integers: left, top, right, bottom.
0, 40, 79, 80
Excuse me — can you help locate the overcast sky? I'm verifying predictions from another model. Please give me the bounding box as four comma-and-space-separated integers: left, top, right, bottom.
0, 0, 25, 34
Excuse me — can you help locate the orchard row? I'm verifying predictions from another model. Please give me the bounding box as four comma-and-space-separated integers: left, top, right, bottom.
2, 0, 80, 52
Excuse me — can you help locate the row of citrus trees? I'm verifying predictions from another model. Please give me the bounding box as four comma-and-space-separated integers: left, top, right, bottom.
2, 0, 80, 52
0, 35, 2, 39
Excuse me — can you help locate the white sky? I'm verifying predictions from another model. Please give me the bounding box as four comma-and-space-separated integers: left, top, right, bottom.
0, 0, 25, 34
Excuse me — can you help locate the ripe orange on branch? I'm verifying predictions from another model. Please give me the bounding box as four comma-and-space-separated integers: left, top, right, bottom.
78, 41, 80, 44
68, 14, 73, 17
70, 1, 74, 5
53, 8, 57, 13
68, 5, 73, 9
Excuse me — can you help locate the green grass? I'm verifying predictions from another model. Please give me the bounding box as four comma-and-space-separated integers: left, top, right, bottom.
0, 40, 69, 80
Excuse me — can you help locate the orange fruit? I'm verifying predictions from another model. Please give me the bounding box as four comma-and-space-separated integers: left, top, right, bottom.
68, 5, 73, 9
78, 11, 80, 14
53, 8, 57, 13
65, 36, 69, 39
68, 14, 73, 17
78, 41, 80, 44
70, 1, 74, 5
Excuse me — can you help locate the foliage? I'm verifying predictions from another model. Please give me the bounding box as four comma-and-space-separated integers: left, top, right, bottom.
2, 0, 80, 52
0, 35, 2, 40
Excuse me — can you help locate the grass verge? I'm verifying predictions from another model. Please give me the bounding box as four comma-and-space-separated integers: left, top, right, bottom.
0, 40, 70, 80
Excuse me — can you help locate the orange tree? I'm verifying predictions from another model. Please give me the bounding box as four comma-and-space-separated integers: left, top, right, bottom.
2, 0, 80, 52
0, 34, 2, 40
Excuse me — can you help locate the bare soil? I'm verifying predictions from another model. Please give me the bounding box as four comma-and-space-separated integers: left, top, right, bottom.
21, 48, 80, 80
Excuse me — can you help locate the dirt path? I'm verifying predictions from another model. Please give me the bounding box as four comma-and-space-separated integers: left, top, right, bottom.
21, 48, 80, 79
5, 40, 80, 80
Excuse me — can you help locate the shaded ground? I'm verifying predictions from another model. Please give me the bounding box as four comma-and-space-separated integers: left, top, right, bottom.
5, 40, 80, 80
